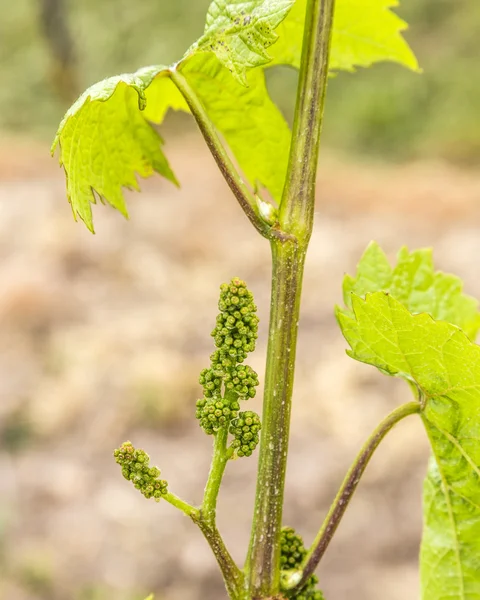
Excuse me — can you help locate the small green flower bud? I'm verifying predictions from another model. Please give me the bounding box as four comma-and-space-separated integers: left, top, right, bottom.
196, 279, 261, 433
280, 528, 306, 569
196, 396, 240, 435
210, 279, 259, 364
114, 441, 168, 502
229, 411, 261, 458
280, 527, 325, 600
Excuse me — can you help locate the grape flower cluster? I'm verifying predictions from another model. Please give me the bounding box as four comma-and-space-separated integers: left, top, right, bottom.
114, 441, 168, 502
195, 396, 240, 434
281, 527, 325, 600
195, 278, 261, 458
229, 411, 262, 457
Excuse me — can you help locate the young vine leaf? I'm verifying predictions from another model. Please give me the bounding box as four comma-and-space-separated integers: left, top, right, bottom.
337, 243, 480, 600
53, 0, 418, 231
52, 57, 290, 231
51, 68, 177, 232
52, 0, 292, 231
272, 0, 419, 72
180, 54, 290, 201
193, 0, 295, 84
341, 241, 480, 340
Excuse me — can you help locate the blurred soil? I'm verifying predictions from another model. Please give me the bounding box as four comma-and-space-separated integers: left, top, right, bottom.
0, 133, 480, 600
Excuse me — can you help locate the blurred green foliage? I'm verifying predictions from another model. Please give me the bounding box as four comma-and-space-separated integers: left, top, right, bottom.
18, 555, 55, 597
0, 404, 35, 453
322, 0, 480, 163
1, 0, 479, 163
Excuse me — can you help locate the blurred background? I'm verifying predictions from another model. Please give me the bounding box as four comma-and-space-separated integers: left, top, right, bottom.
0, 1, 479, 599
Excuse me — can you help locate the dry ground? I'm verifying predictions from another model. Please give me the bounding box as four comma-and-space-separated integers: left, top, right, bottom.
0, 133, 480, 600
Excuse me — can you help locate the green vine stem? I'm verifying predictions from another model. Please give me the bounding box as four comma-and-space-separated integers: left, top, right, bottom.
164, 476, 242, 597
163, 492, 198, 518
285, 401, 421, 593
246, 0, 335, 597
201, 426, 231, 527
279, 0, 335, 243
197, 424, 242, 596
169, 68, 270, 239
197, 520, 245, 599
246, 238, 306, 596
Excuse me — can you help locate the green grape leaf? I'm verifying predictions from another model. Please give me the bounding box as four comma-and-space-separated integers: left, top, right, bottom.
193, 0, 295, 84
341, 241, 480, 340
179, 53, 290, 200
338, 246, 480, 600
51, 66, 178, 232
142, 76, 190, 123
54, 52, 290, 230
272, 0, 419, 72
53, 0, 419, 231
422, 457, 480, 600
337, 292, 480, 600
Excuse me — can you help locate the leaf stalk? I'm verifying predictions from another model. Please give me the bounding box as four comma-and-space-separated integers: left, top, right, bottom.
170, 69, 271, 239
286, 401, 421, 592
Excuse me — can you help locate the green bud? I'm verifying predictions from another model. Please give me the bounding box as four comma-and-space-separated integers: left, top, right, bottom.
229, 411, 261, 458
280, 527, 325, 600
196, 279, 261, 434
113, 441, 168, 502
196, 396, 240, 435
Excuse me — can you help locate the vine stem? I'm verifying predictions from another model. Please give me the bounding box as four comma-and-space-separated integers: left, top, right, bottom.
279, 0, 336, 243
246, 238, 306, 596
247, 0, 335, 597
163, 491, 198, 518
169, 68, 270, 239
285, 401, 421, 593
202, 425, 231, 527
198, 423, 242, 596
197, 520, 245, 599
164, 472, 243, 598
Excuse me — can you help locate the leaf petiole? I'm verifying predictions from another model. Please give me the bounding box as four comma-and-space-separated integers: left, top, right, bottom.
284, 400, 421, 593
169, 68, 271, 239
